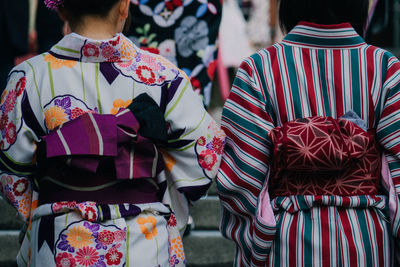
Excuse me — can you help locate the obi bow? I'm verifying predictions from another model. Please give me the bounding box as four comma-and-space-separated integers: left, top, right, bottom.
40, 93, 168, 180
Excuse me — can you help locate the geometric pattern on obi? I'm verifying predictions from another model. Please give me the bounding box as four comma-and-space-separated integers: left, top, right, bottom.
268, 116, 381, 198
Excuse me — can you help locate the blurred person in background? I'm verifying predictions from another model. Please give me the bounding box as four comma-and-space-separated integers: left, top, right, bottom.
0, 0, 29, 90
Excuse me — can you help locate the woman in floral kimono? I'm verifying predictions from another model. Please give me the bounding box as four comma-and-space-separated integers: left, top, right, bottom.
217, 0, 400, 266
0, 0, 225, 266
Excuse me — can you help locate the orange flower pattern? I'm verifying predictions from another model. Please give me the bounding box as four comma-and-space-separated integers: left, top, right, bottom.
170, 236, 185, 261
44, 54, 76, 69
137, 216, 158, 240
66, 226, 93, 249
45, 106, 68, 130
110, 99, 132, 115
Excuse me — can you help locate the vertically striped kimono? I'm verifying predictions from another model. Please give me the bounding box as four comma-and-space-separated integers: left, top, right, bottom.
217, 22, 400, 266
0, 32, 225, 266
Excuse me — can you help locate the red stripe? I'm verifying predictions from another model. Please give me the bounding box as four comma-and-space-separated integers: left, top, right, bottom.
268, 46, 288, 122
337, 209, 358, 266
288, 212, 299, 266
301, 49, 318, 115
320, 206, 331, 267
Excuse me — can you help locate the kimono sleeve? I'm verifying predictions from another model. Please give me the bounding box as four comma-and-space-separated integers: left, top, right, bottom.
161, 74, 225, 201
375, 53, 400, 240
0, 67, 39, 221
216, 58, 276, 266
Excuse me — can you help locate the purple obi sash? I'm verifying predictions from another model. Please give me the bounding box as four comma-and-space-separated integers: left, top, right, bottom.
37, 93, 167, 204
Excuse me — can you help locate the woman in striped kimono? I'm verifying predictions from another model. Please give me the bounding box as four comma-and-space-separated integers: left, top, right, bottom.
0, 0, 225, 266
217, 0, 400, 266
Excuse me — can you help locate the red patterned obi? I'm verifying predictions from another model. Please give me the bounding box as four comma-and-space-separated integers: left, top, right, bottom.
268, 116, 381, 198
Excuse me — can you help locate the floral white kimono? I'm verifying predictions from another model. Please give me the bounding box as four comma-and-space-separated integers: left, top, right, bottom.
0, 32, 225, 267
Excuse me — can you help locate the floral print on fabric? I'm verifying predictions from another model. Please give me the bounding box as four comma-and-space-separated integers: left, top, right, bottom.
195, 120, 225, 178
137, 215, 158, 240
55, 221, 126, 267
127, 0, 222, 106
43, 95, 98, 131
44, 54, 77, 70
0, 71, 26, 150
0, 174, 32, 220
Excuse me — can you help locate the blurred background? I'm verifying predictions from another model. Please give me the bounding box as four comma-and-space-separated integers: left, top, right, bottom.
0, 0, 399, 266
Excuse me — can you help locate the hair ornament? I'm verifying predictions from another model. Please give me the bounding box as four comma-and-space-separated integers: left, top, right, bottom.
44, 0, 64, 9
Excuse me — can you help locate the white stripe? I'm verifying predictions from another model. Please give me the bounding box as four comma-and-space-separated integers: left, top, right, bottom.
88, 113, 104, 155
115, 108, 130, 117
57, 129, 71, 155
129, 142, 134, 179
152, 144, 158, 177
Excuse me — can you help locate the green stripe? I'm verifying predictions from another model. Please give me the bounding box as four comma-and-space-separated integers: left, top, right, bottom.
251, 53, 276, 121
95, 63, 102, 114
303, 209, 313, 266
48, 63, 55, 98
26, 61, 44, 112
54, 45, 80, 54
114, 204, 121, 218
285, 34, 364, 47
126, 224, 130, 266
0, 157, 33, 176
167, 141, 195, 152
317, 50, 331, 116
285, 46, 302, 118
2, 150, 34, 166
165, 80, 189, 118
355, 209, 373, 267
98, 205, 104, 221
80, 62, 86, 102
169, 111, 206, 142
350, 49, 362, 115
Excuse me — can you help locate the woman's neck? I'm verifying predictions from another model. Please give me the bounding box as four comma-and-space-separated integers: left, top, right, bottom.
72, 16, 121, 40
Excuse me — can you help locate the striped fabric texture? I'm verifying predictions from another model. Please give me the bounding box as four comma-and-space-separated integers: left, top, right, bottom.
217, 22, 400, 266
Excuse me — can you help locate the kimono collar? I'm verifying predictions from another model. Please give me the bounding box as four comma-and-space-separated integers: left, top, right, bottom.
49, 32, 139, 63
282, 22, 366, 49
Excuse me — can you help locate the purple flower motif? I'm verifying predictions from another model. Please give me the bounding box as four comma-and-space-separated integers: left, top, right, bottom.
206, 142, 213, 150
158, 62, 166, 71
84, 221, 100, 233
93, 257, 106, 267
57, 234, 75, 252
170, 255, 179, 267
54, 96, 71, 117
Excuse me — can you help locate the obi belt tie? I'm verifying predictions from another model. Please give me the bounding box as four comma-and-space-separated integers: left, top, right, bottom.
38, 93, 168, 181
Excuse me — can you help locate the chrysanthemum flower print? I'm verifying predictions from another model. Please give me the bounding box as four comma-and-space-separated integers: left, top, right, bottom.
137, 216, 158, 240
45, 105, 68, 130
44, 54, 77, 69
110, 99, 132, 115
75, 246, 99, 266
66, 226, 93, 249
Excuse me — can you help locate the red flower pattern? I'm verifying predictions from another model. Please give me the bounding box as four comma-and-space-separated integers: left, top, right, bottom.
56, 252, 76, 267
15, 77, 26, 96
75, 246, 99, 266
5, 122, 16, 144
12, 179, 28, 196
83, 206, 97, 222
168, 214, 177, 227
0, 113, 8, 130
136, 65, 156, 84
97, 230, 115, 246
82, 43, 100, 58
199, 149, 217, 171
105, 247, 123, 265
4, 90, 17, 113
212, 136, 224, 154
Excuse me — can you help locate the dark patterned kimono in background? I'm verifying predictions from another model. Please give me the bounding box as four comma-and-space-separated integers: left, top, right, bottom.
127, 0, 222, 107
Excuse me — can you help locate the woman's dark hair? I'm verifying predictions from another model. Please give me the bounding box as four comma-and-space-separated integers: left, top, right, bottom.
279, 0, 369, 36
59, 0, 120, 28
